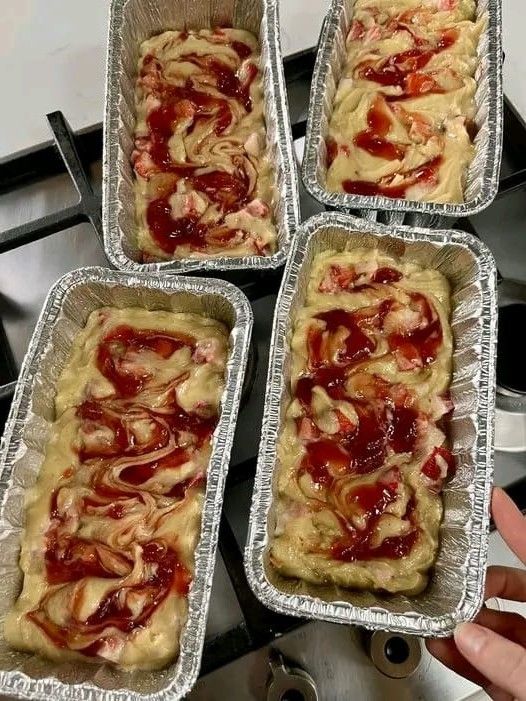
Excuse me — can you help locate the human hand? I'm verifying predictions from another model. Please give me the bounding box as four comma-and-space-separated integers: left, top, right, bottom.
427, 487, 526, 701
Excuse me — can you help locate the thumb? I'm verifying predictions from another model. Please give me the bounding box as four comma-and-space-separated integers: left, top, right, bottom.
454, 623, 526, 700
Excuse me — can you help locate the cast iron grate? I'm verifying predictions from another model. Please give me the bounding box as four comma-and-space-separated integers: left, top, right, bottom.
1, 46, 526, 679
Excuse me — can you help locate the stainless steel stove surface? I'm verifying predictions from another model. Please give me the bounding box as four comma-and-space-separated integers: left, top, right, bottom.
1, 50, 526, 701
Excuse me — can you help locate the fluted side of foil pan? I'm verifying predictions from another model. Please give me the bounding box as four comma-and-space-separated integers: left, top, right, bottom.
103, 0, 300, 273
301, 0, 503, 218
0, 269, 252, 700
245, 212, 497, 636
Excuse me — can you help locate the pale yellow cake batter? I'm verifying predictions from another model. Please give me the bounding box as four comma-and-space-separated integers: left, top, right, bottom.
271, 249, 454, 594
5, 308, 229, 670
326, 0, 486, 203
133, 29, 276, 260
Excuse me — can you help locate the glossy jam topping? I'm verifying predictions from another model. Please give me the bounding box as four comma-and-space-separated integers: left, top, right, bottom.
119, 448, 191, 486
342, 156, 443, 198
330, 497, 418, 562
388, 293, 443, 367
30, 319, 222, 659
421, 445, 455, 480
165, 474, 206, 499
388, 320, 442, 367
354, 96, 407, 161
331, 526, 418, 561
354, 131, 406, 161
346, 405, 389, 474
135, 32, 267, 257
300, 399, 420, 485
146, 83, 232, 170
192, 169, 251, 213
310, 309, 377, 366
29, 542, 191, 654
318, 264, 403, 293
143, 157, 254, 255
346, 480, 398, 519
296, 366, 349, 407
388, 405, 419, 454
77, 393, 215, 489
97, 325, 195, 397
231, 40, 252, 60
290, 259, 451, 564
334, 20, 464, 200
372, 267, 403, 284
77, 400, 130, 461
301, 439, 348, 487
356, 29, 458, 97
146, 196, 243, 254
367, 97, 392, 134
45, 534, 134, 585
180, 54, 254, 111
143, 49, 257, 172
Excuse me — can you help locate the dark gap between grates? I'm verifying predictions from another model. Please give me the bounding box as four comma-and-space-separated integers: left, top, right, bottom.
217, 515, 300, 645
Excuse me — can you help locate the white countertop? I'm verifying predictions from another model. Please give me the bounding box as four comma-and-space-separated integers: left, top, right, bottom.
0, 0, 523, 161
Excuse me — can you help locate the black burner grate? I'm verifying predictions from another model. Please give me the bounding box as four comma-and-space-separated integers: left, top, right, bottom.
1, 46, 526, 678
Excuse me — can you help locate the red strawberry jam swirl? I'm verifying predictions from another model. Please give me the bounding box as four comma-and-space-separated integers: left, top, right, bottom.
342, 156, 443, 198
355, 28, 459, 99
28, 541, 191, 657
318, 261, 403, 293
134, 30, 271, 256
353, 95, 407, 162
330, 496, 419, 562
328, 6, 472, 199
420, 445, 456, 491
28, 324, 218, 659
292, 268, 454, 563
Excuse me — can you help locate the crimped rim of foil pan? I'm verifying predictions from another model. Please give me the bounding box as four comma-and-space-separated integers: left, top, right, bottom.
102, 0, 300, 273
301, 0, 503, 218
245, 211, 497, 636
0, 268, 253, 700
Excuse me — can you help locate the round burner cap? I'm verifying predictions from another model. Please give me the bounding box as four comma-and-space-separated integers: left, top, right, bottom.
367, 631, 421, 678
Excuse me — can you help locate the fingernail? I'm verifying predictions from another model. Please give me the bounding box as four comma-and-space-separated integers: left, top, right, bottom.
454, 622, 487, 655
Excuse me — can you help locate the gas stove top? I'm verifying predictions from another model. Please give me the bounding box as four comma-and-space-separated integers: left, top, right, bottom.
1, 47, 525, 701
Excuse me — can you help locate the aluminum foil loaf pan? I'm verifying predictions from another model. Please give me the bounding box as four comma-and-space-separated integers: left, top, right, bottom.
103, 0, 300, 273
301, 0, 503, 218
0, 268, 252, 700
245, 212, 497, 636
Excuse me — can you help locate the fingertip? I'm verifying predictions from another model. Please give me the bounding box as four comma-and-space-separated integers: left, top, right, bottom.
454, 622, 487, 656
425, 638, 436, 655
454, 623, 526, 698
491, 486, 517, 514
425, 634, 489, 688
425, 637, 444, 654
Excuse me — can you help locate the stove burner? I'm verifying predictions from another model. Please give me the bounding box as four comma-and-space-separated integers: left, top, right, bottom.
497, 304, 526, 395
365, 631, 421, 679
281, 692, 305, 701
384, 636, 410, 665
267, 650, 318, 701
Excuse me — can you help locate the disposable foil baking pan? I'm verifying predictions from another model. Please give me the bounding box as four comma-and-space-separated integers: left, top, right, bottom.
245, 212, 497, 636
0, 268, 253, 699
301, 0, 503, 218
103, 0, 300, 273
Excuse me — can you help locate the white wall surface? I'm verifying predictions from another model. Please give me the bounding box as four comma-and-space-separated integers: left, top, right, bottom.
502, 0, 526, 121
